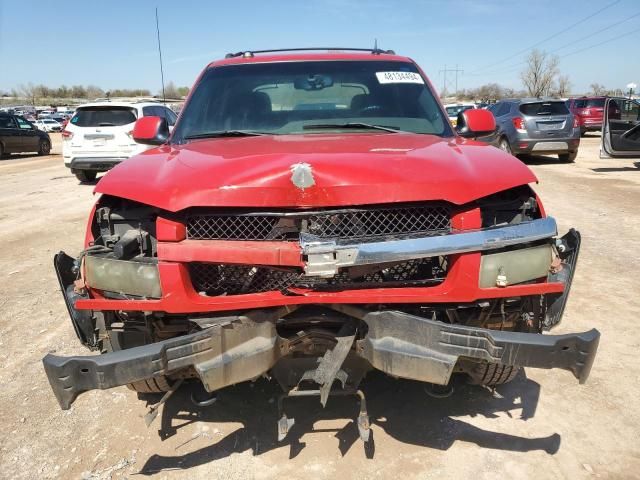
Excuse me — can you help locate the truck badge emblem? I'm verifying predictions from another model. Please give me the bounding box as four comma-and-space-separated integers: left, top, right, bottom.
290, 162, 315, 190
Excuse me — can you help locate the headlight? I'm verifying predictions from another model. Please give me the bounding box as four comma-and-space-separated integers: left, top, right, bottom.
84, 256, 161, 298
479, 244, 552, 288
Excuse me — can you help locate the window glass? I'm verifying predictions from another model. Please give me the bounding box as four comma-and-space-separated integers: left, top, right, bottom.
519, 102, 569, 116
0, 115, 17, 128
496, 103, 511, 117
619, 99, 640, 122
172, 60, 451, 141
16, 117, 33, 129
70, 106, 137, 127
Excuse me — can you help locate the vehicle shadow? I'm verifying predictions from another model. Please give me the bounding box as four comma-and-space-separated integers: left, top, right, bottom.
138, 370, 559, 475
517, 154, 568, 165
592, 161, 640, 173
0, 152, 58, 161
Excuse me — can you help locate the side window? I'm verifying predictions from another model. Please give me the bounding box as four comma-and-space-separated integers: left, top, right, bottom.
0, 115, 17, 128
142, 106, 156, 117
497, 103, 511, 117
164, 108, 178, 126
16, 117, 33, 129
620, 99, 640, 122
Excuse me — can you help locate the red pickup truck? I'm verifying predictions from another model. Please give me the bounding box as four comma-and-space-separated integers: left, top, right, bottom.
44, 48, 599, 442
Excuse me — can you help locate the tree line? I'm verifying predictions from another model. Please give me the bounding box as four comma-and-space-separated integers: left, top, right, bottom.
0, 82, 189, 104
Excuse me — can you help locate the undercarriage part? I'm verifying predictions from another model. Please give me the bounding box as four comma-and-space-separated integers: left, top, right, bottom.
144, 379, 183, 427
277, 388, 370, 442
186, 203, 451, 241
43, 303, 600, 410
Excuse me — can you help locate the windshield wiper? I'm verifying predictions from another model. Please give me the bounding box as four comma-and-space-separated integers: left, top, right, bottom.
184, 130, 267, 140
302, 122, 403, 133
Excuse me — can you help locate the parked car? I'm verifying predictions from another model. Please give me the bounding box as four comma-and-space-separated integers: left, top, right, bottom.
600, 96, 640, 158
488, 98, 580, 162
43, 49, 598, 442
34, 118, 63, 132
0, 113, 51, 156
62, 101, 178, 182
567, 96, 606, 135
444, 102, 476, 126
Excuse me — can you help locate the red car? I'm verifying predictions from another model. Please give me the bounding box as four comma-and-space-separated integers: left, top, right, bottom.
567, 96, 606, 135
44, 49, 599, 441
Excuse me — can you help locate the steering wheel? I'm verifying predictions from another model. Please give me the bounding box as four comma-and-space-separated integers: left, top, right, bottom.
357, 105, 383, 115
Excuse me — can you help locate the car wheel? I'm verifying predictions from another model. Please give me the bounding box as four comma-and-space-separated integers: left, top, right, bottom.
74, 170, 97, 182
499, 137, 512, 155
558, 151, 577, 163
38, 139, 51, 156
0, 142, 4, 158
127, 377, 174, 393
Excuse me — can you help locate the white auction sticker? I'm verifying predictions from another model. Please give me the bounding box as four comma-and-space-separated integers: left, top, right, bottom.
376, 71, 424, 84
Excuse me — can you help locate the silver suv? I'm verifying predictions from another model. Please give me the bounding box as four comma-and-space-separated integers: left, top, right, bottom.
489, 98, 580, 162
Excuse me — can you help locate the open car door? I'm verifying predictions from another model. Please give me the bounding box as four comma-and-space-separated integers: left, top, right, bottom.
601, 97, 640, 158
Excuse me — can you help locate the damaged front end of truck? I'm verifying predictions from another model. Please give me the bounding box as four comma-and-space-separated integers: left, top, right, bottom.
44, 188, 598, 442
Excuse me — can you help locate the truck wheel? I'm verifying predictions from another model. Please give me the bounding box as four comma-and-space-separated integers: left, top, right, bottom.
38, 139, 51, 156
558, 151, 577, 163
75, 170, 97, 182
127, 377, 173, 393
471, 363, 519, 386
100, 323, 174, 393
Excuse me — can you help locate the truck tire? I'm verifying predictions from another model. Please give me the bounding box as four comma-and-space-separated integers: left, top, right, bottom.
100, 323, 174, 393
75, 170, 97, 182
471, 363, 519, 386
127, 377, 173, 393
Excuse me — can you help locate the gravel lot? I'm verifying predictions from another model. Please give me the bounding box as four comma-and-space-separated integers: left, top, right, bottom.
1, 133, 639, 479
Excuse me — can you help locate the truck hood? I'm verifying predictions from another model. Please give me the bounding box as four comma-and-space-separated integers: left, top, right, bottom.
95, 133, 537, 212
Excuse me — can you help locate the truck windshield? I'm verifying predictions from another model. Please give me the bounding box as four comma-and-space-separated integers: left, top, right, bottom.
172, 60, 451, 142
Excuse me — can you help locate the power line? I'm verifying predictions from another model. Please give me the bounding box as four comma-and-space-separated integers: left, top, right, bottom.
467, 11, 640, 78
559, 25, 640, 58
469, 0, 621, 74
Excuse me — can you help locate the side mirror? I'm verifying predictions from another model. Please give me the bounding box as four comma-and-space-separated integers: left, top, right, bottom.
132, 116, 169, 145
456, 109, 496, 138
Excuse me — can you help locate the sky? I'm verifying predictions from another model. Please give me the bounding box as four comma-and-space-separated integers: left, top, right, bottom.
0, 0, 638, 95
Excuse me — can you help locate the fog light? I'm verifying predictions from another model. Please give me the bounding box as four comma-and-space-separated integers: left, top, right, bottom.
479, 244, 552, 288
84, 256, 162, 298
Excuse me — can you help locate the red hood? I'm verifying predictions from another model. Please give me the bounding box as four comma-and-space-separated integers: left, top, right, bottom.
95, 133, 537, 212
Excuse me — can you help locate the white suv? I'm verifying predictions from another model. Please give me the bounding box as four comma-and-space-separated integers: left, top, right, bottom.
62, 101, 177, 182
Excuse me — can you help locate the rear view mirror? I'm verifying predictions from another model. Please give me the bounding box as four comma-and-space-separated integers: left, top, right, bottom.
294, 74, 334, 91
456, 109, 496, 138
132, 116, 170, 145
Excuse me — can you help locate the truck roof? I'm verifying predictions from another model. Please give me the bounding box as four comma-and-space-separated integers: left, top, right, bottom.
208, 49, 412, 67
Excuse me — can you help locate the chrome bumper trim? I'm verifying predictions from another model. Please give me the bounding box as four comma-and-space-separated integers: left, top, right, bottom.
300, 217, 558, 277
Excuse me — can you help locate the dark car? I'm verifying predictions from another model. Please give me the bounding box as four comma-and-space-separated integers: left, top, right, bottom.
489, 98, 580, 162
0, 113, 52, 156
567, 96, 606, 135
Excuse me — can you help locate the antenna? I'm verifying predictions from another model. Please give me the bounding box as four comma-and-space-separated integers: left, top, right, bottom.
155, 7, 166, 104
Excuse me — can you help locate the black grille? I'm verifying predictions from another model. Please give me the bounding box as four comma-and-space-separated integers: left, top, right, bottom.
186, 204, 451, 241
189, 258, 446, 296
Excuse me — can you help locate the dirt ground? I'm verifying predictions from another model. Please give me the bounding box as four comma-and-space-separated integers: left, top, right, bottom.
1, 133, 639, 479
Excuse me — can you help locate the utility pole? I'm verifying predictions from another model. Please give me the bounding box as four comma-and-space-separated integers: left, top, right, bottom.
439, 64, 464, 98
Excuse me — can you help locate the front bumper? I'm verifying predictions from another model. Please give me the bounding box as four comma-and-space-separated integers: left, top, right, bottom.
43, 308, 599, 410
